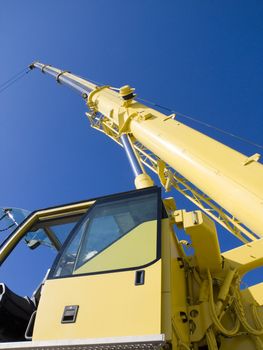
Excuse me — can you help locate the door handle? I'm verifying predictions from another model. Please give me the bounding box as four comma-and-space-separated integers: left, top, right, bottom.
135, 270, 145, 285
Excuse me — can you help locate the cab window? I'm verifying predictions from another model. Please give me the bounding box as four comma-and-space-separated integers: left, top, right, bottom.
51, 188, 160, 278
0, 211, 85, 296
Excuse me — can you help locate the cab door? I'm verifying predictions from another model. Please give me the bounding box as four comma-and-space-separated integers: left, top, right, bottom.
33, 187, 162, 341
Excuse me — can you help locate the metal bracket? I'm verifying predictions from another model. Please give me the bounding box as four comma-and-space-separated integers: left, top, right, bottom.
174, 210, 222, 273
87, 85, 110, 111
243, 153, 261, 166
163, 113, 176, 122
56, 71, 70, 83
41, 64, 51, 73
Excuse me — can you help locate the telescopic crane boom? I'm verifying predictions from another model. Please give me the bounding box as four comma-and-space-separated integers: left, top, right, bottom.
30, 62, 263, 242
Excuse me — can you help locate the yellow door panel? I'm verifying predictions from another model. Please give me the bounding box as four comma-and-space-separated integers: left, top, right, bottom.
33, 260, 162, 341
74, 221, 157, 274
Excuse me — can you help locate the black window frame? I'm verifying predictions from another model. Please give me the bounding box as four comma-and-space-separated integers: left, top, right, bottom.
48, 186, 162, 280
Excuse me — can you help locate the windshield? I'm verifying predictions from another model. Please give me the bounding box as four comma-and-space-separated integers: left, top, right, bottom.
51, 188, 160, 278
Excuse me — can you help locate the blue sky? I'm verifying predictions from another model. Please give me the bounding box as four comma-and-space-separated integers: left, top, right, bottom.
0, 1, 262, 294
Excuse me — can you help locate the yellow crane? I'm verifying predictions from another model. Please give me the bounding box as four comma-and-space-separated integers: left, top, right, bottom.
0, 62, 262, 349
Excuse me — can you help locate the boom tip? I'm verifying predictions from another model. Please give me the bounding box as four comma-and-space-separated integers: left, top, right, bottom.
28, 61, 38, 70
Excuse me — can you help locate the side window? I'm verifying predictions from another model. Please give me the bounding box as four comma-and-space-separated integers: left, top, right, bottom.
0, 232, 57, 297
51, 189, 159, 278
0, 213, 85, 297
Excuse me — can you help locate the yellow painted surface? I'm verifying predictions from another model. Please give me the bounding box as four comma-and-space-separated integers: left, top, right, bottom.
223, 237, 263, 274
183, 210, 222, 272
74, 220, 157, 274
160, 218, 189, 346
247, 283, 263, 306
161, 219, 172, 341
169, 224, 190, 345
33, 260, 162, 340
160, 218, 190, 347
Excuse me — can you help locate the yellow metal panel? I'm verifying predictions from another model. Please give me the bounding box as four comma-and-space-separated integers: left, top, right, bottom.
169, 227, 190, 346
182, 210, 222, 272
160, 218, 189, 347
74, 221, 157, 274
33, 261, 162, 341
244, 283, 263, 306
222, 238, 263, 274
248, 283, 263, 306
161, 219, 172, 341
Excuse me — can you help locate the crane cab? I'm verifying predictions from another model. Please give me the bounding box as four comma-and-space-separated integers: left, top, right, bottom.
0, 187, 185, 349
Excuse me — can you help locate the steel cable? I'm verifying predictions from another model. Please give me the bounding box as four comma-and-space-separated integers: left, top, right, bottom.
137, 97, 263, 151
0, 67, 31, 95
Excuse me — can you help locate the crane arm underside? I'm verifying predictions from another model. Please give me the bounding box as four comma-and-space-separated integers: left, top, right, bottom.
86, 111, 258, 243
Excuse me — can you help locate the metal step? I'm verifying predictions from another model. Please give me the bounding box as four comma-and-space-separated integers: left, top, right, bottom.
0, 334, 166, 350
